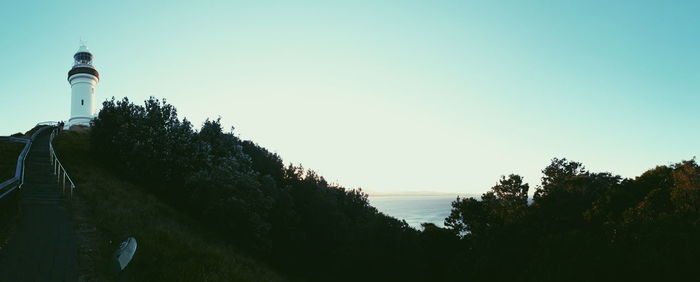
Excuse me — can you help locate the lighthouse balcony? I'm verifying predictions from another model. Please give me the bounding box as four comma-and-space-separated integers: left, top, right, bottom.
68, 67, 100, 80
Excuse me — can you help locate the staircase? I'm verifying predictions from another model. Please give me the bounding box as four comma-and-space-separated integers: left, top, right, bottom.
0, 128, 77, 281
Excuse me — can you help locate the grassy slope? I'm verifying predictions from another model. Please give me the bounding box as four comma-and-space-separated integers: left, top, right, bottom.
54, 130, 284, 281
1, 125, 49, 181
0, 128, 39, 262
0, 140, 23, 255
0, 141, 25, 181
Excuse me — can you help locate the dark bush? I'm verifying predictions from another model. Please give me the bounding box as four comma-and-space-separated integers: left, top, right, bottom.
91, 97, 424, 281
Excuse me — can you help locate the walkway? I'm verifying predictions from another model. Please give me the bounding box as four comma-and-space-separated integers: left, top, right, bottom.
0, 129, 77, 281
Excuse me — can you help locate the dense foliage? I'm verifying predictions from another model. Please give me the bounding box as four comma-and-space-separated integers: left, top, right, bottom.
91, 97, 698, 281
446, 158, 700, 281
91, 97, 423, 281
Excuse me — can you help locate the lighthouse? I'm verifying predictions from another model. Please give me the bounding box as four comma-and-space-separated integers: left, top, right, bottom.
67, 43, 99, 128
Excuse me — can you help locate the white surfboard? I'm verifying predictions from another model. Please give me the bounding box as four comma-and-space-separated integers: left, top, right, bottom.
112, 237, 137, 272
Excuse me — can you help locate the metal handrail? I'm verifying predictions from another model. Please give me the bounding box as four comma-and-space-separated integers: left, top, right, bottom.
0, 123, 76, 200
48, 127, 76, 198
0, 125, 53, 199
36, 121, 59, 126
20, 140, 27, 190
0, 139, 29, 191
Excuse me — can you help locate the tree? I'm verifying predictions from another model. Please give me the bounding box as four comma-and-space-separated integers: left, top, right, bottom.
491, 174, 529, 222
445, 174, 529, 237
90, 96, 427, 282
534, 158, 587, 200
670, 159, 700, 213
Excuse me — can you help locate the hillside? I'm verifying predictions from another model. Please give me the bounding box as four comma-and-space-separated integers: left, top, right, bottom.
0, 129, 37, 247
75, 97, 429, 282
54, 131, 283, 281
0, 141, 23, 180
50, 96, 700, 282
0, 139, 23, 253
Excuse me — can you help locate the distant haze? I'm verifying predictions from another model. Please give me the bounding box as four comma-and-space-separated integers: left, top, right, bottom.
1, 1, 698, 196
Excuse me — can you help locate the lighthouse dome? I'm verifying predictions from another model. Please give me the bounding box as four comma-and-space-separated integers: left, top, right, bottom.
77, 44, 89, 53
73, 44, 94, 67
68, 43, 99, 80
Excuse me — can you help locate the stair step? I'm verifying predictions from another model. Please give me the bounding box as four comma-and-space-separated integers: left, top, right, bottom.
15, 129, 72, 203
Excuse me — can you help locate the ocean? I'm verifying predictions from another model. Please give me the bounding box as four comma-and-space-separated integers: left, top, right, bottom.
368, 195, 457, 229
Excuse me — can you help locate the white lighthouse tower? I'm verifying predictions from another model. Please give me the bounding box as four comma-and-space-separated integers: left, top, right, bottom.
67, 43, 99, 128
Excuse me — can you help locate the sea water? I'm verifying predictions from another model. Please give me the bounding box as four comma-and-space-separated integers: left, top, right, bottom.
368, 196, 457, 229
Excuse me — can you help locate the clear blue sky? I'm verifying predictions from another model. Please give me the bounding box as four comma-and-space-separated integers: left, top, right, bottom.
1, 1, 698, 195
